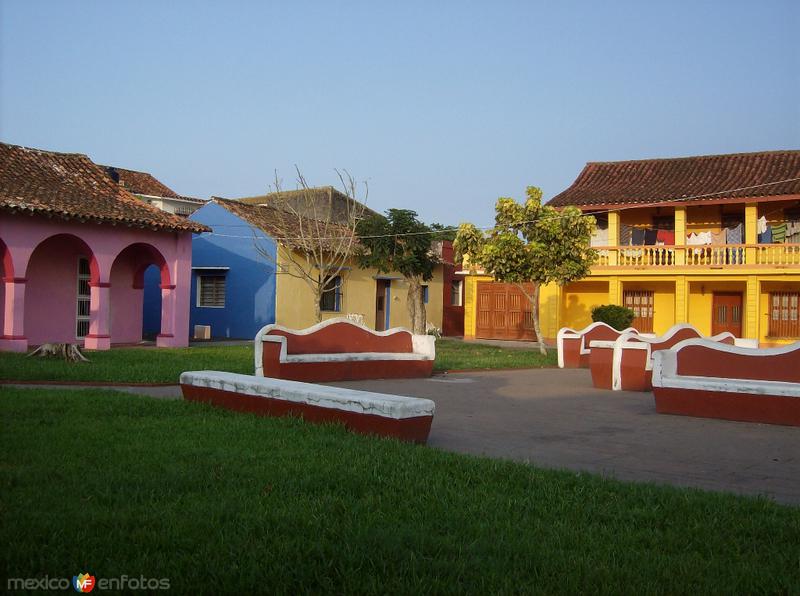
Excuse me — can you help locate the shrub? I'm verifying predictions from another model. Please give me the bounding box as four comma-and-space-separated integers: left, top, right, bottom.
426, 323, 442, 338
591, 304, 635, 331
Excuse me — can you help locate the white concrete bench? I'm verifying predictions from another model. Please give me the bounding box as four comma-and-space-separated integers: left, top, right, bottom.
651, 339, 800, 426
180, 370, 436, 443
255, 318, 435, 382
588, 324, 740, 391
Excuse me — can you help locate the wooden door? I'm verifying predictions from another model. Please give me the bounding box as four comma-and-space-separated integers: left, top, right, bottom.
712, 292, 743, 337
375, 280, 390, 331
623, 290, 654, 333
475, 282, 535, 340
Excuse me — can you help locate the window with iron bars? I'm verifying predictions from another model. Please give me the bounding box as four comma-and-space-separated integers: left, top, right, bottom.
769, 292, 799, 338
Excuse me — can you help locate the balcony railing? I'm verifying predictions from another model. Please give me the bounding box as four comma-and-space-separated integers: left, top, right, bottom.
593, 244, 800, 268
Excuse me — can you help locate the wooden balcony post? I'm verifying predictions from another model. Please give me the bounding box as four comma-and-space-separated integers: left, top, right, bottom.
608, 211, 619, 265
674, 207, 686, 265
745, 203, 758, 264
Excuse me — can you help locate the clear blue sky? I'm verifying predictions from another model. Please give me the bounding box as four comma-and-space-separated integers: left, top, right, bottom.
1, 0, 797, 226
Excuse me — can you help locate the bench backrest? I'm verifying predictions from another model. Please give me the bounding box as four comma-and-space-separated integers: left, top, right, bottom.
674, 341, 800, 383
580, 323, 633, 349
264, 320, 413, 355
620, 323, 702, 351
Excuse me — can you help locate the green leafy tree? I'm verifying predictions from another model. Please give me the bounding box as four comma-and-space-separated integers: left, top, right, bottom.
430, 222, 457, 242
454, 187, 597, 354
357, 209, 437, 334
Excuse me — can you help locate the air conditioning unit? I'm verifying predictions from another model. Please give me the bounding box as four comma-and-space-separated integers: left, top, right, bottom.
194, 325, 211, 340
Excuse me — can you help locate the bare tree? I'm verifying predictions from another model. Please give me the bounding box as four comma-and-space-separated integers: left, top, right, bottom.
253, 167, 368, 323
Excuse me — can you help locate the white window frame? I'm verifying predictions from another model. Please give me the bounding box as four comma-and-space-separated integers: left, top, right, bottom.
320, 275, 343, 313
196, 274, 226, 308
450, 280, 463, 307
76, 257, 91, 339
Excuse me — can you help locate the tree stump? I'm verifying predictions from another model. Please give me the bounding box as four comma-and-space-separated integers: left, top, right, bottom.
26, 343, 90, 362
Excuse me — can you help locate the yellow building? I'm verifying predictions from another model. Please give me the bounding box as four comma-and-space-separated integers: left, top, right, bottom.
275, 244, 444, 331
463, 151, 800, 346
210, 189, 444, 334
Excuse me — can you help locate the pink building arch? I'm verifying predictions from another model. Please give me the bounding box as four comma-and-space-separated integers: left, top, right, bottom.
0, 215, 194, 352
110, 242, 175, 344
23, 234, 101, 346
1, 238, 12, 342
0, 237, 12, 278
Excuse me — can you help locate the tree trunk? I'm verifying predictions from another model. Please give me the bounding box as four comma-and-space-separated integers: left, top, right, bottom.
530, 284, 546, 355
314, 289, 322, 323
406, 276, 426, 334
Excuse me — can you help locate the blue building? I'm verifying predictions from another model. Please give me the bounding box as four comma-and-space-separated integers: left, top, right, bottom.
187, 200, 277, 339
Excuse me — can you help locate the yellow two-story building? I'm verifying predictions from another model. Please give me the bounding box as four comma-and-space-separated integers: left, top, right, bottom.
463, 150, 800, 346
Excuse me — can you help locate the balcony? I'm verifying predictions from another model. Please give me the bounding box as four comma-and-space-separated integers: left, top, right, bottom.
593, 244, 800, 269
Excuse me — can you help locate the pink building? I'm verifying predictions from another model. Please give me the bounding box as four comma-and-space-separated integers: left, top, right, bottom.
0, 142, 209, 352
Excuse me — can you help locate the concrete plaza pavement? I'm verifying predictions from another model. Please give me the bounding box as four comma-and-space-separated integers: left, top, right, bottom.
11, 367, 798, 504
329, 368, 800, 505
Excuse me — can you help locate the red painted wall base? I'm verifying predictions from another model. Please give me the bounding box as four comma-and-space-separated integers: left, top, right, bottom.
561, 339, 582, 368
653, 387, 800, 427
619, 351, 652, 391
589, 346, 614, 389
181, 385, 434, 443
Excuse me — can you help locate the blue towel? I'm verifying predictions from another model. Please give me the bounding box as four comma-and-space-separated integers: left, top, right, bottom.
759, 226, 773, 244
726, 223, 743, 244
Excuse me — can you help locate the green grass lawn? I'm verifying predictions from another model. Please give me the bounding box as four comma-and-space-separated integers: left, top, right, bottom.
0, 339, 555, 384
1, 387, 798, 594
0, 344, 255, 384
434, 338, 556, 371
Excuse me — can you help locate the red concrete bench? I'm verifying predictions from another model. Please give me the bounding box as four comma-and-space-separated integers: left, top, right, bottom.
557, 322, 647, 368
254, 318, 435, 382
181, 371, 436, 443
589, 324, 739, 391
651, 340, 800, 426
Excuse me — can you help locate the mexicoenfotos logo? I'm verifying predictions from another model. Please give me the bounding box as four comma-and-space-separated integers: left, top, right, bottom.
73, 572, 96, 593
6, 572, 170, 591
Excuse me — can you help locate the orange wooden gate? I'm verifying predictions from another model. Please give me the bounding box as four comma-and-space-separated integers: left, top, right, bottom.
476, 282, 536, 340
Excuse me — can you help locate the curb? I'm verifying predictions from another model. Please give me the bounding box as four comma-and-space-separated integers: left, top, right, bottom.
435, 366, 559, 374
0, 380, 178, 387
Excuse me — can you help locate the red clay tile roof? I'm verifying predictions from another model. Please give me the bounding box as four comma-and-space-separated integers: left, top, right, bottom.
549, 150, 800, 208
238, 186, 380, 220
213, 198, 359, 250
102, 165, 207, 204
0, 143, 209, 233
102, 165, 180, 198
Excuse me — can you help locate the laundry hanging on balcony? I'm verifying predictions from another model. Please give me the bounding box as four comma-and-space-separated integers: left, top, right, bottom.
725, 223, 743, 244
656, 229, 674, 245
772, 222, 787, 243
786, 220, 800, 243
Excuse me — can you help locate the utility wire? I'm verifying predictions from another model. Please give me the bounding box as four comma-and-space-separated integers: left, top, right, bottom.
199, 176, 800, 241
